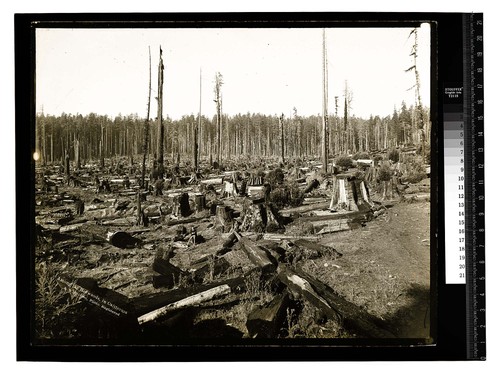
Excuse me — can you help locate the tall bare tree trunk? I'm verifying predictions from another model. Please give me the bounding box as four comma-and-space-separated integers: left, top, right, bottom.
322, 29, 329, 173
141, 46, 152, 188
214, 72, 223, 165
279, 113, 285, 164
157, 46, 165, 177
195, 68, 202, 171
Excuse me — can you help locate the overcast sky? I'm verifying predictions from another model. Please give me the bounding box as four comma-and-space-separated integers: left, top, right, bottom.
36, 25, 430, 120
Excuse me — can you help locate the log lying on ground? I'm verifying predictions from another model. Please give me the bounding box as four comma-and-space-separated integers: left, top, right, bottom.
278, 266, 396, 338
137, 277, 245, 325
277, 266, 341, 322
200, 177, 223, 186
261, 233, 322, 242
279, 201, 331, 216
100, 217, 137, 226
57, 276, 139, 339
138, 285, 232, 324
246, 293, 290, 338
59, 222, 86, 233
293, 239, 343, 259
235, 233, 276, 273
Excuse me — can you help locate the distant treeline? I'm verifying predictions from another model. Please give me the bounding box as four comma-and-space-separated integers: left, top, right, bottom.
35, 102, 429, 165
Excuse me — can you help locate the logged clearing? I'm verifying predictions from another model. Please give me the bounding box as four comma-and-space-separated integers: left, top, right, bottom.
34, 156, 431, 343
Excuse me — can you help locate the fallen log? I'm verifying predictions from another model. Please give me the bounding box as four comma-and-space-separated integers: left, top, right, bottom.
279, 202, 331, 216
277, 266, 340, 322
137, 284, 231, 324
246, 293, 290, 338
236, 233, 276, 273
297, 209, 372, 223
59, 223, 85, 233
262, 233, 322, 242
200, 177, 223, 186
279, 266, 396, 338
100, 217, 136, 226
293, 239, 343, 259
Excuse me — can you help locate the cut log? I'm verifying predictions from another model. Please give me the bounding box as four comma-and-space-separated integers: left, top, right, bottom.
137, 284, 231, 324
236, 234, 276, 273
246, 293, 290, 338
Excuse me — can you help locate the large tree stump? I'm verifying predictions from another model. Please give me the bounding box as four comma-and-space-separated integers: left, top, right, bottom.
215, 205, 233, 232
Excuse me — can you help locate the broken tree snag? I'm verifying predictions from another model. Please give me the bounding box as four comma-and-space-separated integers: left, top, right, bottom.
236, 234, 276, 273
246, 293, 290, 338
137, 284, 231, 325
291, 267, 396, 339
293, 239, 343, 260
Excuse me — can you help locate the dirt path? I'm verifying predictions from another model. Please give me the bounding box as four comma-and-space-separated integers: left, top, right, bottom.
303, 200, 431, 339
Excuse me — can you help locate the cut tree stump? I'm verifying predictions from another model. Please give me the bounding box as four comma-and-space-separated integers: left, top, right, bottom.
246, 293, 290, 338
107, 231, 141, 249
152, 258, 186, 288
215, 205, 233, 232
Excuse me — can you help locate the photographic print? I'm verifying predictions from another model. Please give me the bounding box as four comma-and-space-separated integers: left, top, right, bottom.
32, 23, 432, 345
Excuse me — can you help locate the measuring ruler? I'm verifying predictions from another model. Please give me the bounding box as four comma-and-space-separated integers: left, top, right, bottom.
464, 13, 486, 360
443, 13, 485, 360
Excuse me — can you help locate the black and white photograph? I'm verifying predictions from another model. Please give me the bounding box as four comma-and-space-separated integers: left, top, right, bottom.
32, 22, 432, 345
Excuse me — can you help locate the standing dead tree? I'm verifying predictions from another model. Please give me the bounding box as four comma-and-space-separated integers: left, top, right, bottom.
407, 28, 427, 157
141, 47, 152, 188
214, 72, 223, 166
279, 113, 285, 164
194, 69, 202, 172
322, 29, 329, 174
156, 46, 165, 177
